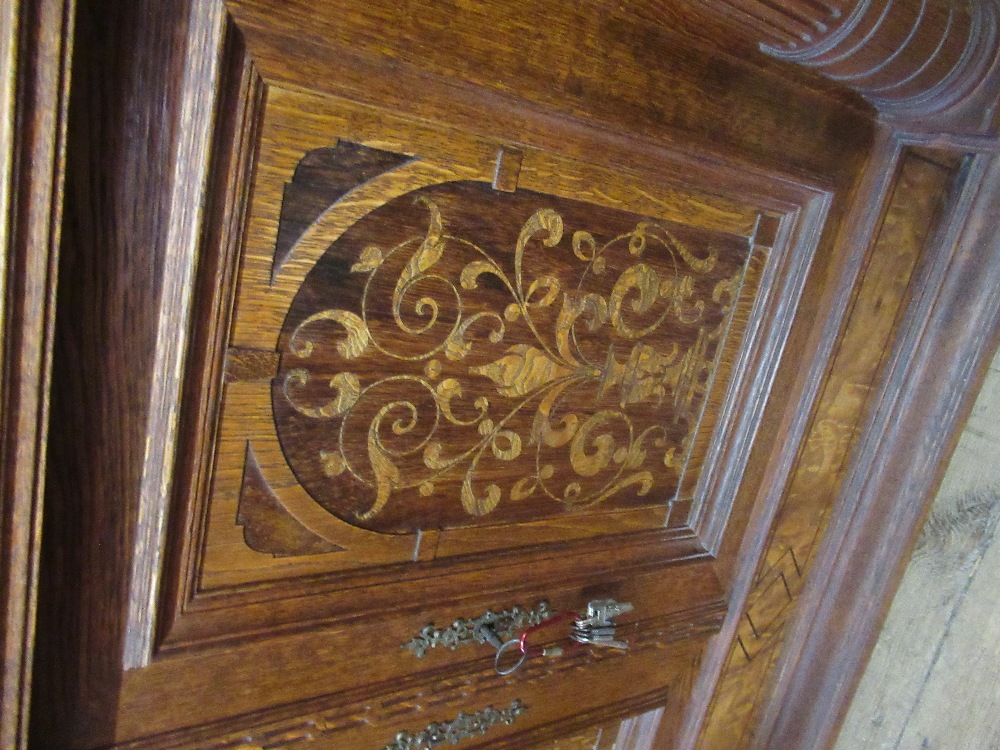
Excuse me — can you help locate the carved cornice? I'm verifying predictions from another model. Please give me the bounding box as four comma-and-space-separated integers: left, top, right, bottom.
687, 0, 1000, 121
695, 0, 853, 51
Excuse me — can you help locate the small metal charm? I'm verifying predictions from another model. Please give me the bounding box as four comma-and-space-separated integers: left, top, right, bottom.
577, 599, 634, 628
383, 699, 526, 750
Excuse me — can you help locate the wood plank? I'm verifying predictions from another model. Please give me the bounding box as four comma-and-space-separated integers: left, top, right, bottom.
29, 0, 215, 744
0, 1, 73, 747
835, 352, 1000, 750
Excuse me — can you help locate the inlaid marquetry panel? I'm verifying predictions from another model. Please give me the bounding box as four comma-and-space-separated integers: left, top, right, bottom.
29, 0, 926, 747
272, 174, 752, 533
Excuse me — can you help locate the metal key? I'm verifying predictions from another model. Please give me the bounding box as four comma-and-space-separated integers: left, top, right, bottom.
572, 598, 633, 651
474, 622, 505, 650
573, 625, 617, 638
571, 631, 629, 650
576, 599, 634, 629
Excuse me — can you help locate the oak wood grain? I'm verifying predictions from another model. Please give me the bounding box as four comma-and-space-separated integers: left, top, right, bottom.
30, 0, 212, 745
115, 566, 723, 745
755, 144, 1000, 750
692, 142, 962, 749
33, 0, 869, 741
161, 70, 832, 682
33, 0, 1000, 748
0, 0, 73, 747
226, 0, 873, 182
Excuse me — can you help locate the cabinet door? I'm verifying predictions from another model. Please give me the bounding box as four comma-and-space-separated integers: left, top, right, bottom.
31, 1, 876, 748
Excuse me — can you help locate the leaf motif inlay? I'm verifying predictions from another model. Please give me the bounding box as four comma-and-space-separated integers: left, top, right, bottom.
471, 345, 576, 398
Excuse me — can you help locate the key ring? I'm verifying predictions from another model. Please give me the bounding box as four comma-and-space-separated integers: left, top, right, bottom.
494, 637, 528, 676
494, 610, 580, 675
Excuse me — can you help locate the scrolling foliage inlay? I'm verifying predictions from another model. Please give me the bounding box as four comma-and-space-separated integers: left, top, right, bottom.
273, 180, 752, 533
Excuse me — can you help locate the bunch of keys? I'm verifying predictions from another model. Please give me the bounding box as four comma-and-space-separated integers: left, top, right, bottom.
484, 598, 633, 675
570, 599, 633, 650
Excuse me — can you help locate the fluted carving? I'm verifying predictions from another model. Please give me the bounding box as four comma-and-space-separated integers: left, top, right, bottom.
687, 0, 1000, 117
697, 0, 852, 50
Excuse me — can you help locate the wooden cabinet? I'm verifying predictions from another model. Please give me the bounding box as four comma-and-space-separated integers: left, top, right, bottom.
5, 1, 1000, 748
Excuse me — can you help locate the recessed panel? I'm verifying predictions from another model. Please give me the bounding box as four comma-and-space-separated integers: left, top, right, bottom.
195, 87, 775, 590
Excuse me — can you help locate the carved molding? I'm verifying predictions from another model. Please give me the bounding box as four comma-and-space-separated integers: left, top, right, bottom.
690, 143, 965, 747
114, 602, 723, 749
749, 142, 1000, 749
0, 0, 75, 746
689, 0, 853, 50
687, 0, 1000, 118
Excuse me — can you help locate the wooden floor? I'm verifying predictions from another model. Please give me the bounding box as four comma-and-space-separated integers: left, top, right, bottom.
835, 349, 1000, 750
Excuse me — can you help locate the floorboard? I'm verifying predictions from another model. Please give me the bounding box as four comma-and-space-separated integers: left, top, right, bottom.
835, 350, 1000, 750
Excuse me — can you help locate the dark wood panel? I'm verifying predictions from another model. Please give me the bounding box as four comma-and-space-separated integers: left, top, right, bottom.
29, 0, 870, 743
270, 178, 751, 534
226, 0, 874, 182
29, 0, 221, 746
160, 61, 833, 666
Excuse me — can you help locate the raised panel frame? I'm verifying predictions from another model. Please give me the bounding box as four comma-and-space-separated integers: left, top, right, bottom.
143, 14, 841, 666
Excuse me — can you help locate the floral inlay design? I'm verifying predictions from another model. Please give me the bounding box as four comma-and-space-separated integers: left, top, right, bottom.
273, 181, 751, 533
